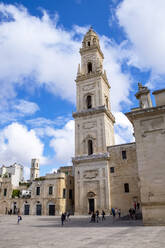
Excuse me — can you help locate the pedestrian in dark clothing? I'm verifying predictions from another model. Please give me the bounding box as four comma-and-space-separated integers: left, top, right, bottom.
137, 202, 140, 209
134, 202, 137, 210
129, 208, 133, 219
101, 210, 105, 221
96, 210, 100, 223
17, 213, 22, 224
132, 209, 136, 220
90, 212, 95, 222
61, 213, 65, 226
92, 212, 96, 222
118, 209, 121, 218
111, 208, 116, 222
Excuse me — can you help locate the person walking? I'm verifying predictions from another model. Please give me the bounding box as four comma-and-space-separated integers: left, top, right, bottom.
67, 212, 70, 221
117, 208, 121, 218
17, 213, 22, 224
101, 210, 105, 221
96, 210, 100, 223
61, 213, 65, 226
129, 208, 133, 219
134, 202, 137, 211
111, 208, 116, 222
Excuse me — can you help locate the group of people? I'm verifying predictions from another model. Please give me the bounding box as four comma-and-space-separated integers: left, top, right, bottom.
111, 208, 121, 220
61, 212, 71, 226
6, 208, 20, 215
129, 202, 140, 220
90, 210, 105, 223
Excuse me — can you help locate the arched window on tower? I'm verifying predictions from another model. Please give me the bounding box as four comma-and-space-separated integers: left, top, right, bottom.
86, 95, 92, 109
105, 97, 109, 108
88, 41, 90, 47
93, 38, 96, 44
87, 62, 92, 73
88, 139, 93, 155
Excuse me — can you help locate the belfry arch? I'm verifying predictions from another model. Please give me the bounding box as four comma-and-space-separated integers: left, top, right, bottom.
87, 62, 92, 73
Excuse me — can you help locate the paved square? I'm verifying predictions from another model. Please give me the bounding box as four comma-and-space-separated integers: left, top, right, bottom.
0, 215, 165, 248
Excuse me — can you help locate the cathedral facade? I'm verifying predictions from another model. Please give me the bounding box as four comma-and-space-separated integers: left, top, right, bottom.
73, 28, 165, 225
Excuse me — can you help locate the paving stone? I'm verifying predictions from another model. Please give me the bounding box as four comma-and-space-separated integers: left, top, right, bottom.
0, 215, 165, 248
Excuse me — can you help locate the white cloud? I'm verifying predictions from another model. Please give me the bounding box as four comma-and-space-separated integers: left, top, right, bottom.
26, 115, 71, 129
0, 100, 39, 125
116, 0, 165, 87
50, 168, 57, 174
49, 120, 75, 165
24, 166, 30, 180
0, 3, 81, 104
13, 100, 39, 115
114, 112, 134, 144
100, 36, 132, 111
0, 3, 134, 112
0, 122, 46, 168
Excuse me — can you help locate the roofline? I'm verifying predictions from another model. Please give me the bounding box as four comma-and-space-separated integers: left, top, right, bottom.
107, 142, 136, 149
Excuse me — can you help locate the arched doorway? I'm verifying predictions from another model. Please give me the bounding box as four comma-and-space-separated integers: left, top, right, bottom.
48, 202, 55, 216
87, 192, 96, 213
13, 202, 17, 214
36, 203, 42, 216
24, 203, 30, 215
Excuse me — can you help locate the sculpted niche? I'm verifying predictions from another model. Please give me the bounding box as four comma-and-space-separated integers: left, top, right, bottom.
83, 170, 98, 179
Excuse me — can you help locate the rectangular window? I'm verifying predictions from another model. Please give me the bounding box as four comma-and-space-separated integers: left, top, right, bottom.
36, 187, 40, 196
49, 186, 53, 195
4, 188, 7, 196
110, 167, 115, 173
124, 183, 129, 193
63, 188, 66, 199
69, 189, 72, 200
122, 150, 127, 160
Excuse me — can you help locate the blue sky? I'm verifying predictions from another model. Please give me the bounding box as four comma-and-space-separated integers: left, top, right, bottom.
0, 0, 165, 178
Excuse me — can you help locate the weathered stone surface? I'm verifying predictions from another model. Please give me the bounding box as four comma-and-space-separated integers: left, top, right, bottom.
0, 215, 165, 248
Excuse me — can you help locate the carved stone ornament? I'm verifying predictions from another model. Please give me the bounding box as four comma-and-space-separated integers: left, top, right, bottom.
83, 170, 98, 179
82, 83, 95, 91
83, 121, 96, 129
87, 191, 96, 198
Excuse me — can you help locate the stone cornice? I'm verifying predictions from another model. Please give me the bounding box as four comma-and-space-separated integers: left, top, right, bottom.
75, 71, 110, 89
152, 88, 165, 95
107, 142, 136, 150
141, 201, 165, 207
125, 105, 165, 123
72, 152, 110, 165
80, 45, 104, 59
72, 106, 115, 123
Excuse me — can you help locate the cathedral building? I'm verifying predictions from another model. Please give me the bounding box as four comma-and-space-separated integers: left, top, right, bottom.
73, 28, 165, 225
0, 28, 165, 225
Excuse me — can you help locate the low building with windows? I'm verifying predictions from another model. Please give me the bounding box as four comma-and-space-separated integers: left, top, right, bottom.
0, 161, 74, 216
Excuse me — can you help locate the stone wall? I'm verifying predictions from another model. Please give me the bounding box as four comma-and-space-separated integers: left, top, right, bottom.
108, 143, 140, 215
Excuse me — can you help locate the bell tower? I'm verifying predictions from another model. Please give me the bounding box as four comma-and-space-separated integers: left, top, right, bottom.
73, 28, 115, 214
30, 158, 39, 181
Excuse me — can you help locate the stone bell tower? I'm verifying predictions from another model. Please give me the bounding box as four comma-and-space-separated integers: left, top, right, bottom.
73, 28, 115, 214
30, 158, 39, 181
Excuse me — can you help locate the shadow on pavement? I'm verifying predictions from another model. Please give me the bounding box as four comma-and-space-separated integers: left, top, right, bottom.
31, 216, 143, 228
